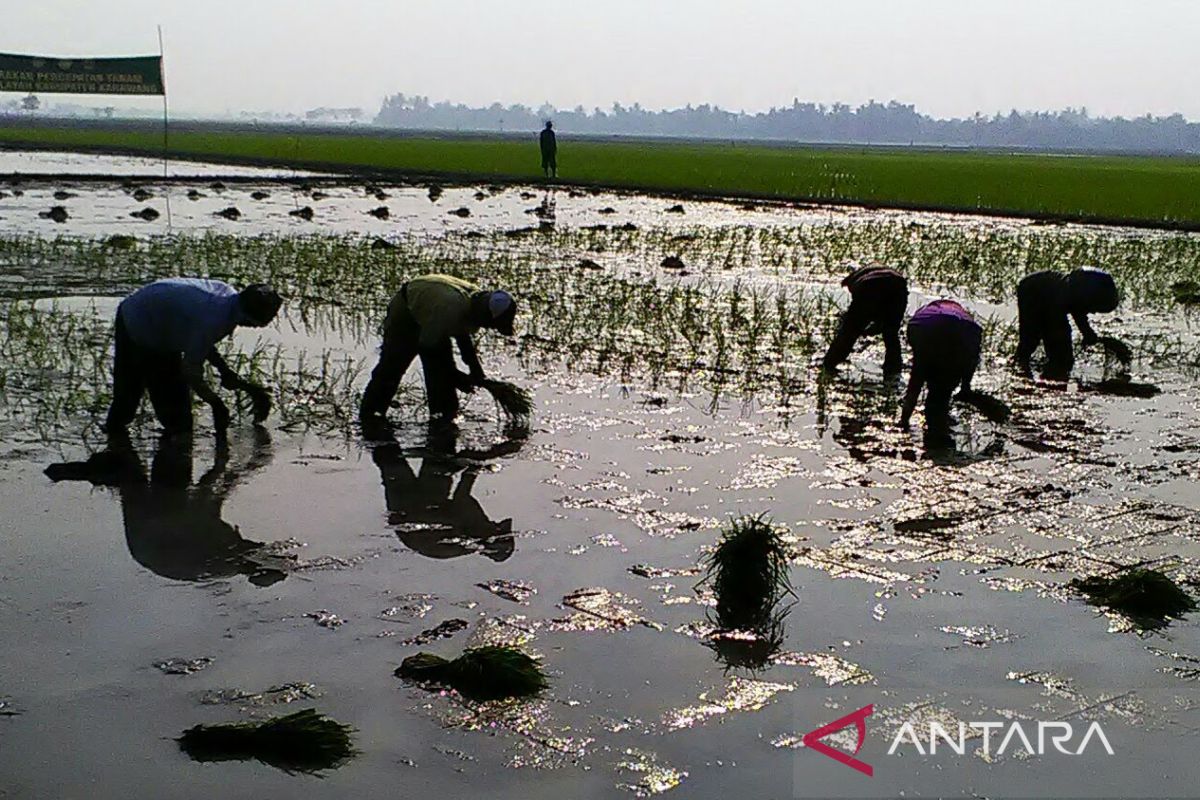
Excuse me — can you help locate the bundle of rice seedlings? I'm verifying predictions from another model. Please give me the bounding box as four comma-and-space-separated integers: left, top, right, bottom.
177, 709, 356, 774
700, 515, 795, 634
479, 379, 533, 421
956, 390, 1011, 424
1070, 568, 1197, 630
395, 645, 548, 701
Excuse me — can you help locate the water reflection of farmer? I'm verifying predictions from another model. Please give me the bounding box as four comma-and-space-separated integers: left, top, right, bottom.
1015, 267, 1130, 380
822, 265, 908, 375
45, 431, 286, 585
540, 121, 557, 179
900, 300, 983, 448
359, 274, 518, 424
371, 424, 522, 561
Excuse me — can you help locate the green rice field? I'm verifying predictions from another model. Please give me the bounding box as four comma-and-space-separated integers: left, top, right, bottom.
4, 121, 1200, 227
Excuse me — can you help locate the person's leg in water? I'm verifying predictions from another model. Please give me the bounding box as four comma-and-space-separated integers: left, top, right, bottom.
879, 286, 908, 376
1040, 313, 1074, 382
923, 370, 957, 448
104, 312, 147, 433
360, 298, 420, 419
145, 350, 193, 434
419, 337, 461, 423
1014, 288, 1045, 377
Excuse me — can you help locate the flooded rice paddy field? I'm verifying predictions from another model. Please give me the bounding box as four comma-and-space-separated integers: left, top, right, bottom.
3, 151, 1200, 797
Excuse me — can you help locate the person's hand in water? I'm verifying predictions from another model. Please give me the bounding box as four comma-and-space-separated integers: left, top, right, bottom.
246, 384, 272, 423
1097, 335, 1132, 365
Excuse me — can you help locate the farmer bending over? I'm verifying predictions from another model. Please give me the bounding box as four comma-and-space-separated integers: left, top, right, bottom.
822, 265, 908, 375
900, 299, 984, 448
360, 274, 517, 423
1015, 267, 1129, 381
104, 278, 282, 436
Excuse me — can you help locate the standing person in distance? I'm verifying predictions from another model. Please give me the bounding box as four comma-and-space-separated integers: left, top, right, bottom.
1015, 267, 1130, 381
104, 278, 282, 437
540, 120, 557, 179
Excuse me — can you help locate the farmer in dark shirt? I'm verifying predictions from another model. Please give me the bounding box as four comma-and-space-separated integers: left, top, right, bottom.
360, 274, 518, 423
822, 265, 909, 375
540, 121, 557, 179
1015, 267, 1129, 380
900, 300, 984, 447
104, 278, 282, 436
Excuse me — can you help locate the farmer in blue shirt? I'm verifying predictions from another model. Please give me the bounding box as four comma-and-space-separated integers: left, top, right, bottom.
1015, 267, 1130, 380
104, 278, 282, 435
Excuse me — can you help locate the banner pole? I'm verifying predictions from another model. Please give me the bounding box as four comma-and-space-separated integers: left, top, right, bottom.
158, 25, 172, 231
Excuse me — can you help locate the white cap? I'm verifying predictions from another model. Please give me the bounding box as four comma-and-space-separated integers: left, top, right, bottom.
489, 290, 514, 319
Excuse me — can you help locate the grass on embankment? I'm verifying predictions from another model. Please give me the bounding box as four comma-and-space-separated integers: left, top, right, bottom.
3, 123, 1200, 227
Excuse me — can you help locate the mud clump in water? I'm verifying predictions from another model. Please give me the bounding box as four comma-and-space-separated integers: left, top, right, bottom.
39, 206, 69, 223
130, 207, 159, 221
289, 206, 315, 221
427, 185, 443, 202
215, 206, 241, 220
177, 708, 356, 774
661, 256, 686, 270
105, 234, 138, 250
186, 189, 204, 200
250, 190, 270, 200
395, 645, 548, 701
371, 237, 397, 250
666, 204, 685, 214
53, 190, 75, 200
400, 618, 469, 646
449, 207, 471, 218
131, 188, 153, 202
1080, 379, 1161, 399
368, 206, 390, 219
1070, 568, 1197, 630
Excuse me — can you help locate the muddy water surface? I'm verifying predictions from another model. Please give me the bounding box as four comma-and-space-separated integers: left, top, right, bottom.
1, 151, 1199, 798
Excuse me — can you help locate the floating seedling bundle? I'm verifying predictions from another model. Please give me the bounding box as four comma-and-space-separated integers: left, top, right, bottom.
395, 645, 548, 701
1070, 567, 1197, 630
698, 515, 795, 668
177, 708, 356, 774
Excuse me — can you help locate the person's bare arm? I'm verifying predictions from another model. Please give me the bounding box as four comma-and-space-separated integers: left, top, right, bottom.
206, 349, 271, 422
1071, 311, 1099, 346
455, 335, 486, 385
899, 367, 924, 430
183, 361, 230, 433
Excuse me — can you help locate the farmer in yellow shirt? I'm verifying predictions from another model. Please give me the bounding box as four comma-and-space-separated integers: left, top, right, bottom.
360, 274, 518, 423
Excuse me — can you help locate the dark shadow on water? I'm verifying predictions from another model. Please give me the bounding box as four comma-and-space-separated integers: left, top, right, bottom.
369, 421, 525, 561
816, 371, 912, 463
45, 429, 288, 586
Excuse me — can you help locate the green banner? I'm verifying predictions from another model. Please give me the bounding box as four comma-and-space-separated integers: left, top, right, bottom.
0, 53, 163, 95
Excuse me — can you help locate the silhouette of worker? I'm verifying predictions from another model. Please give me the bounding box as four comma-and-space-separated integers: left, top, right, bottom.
540, 121, 557, 179
822, 265, 909, 375
371, 423, 522, 561
45, 430, 287, 585
1015, 267, 1130, 381
900, 300, 983, 449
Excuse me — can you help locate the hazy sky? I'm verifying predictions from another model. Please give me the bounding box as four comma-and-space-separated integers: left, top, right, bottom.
3, 0, 1198, 119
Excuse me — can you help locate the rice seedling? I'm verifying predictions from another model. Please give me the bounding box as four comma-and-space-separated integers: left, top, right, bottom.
1070, 568, 1198, 631
177, 708, 356, 774
478, 379, 533, 421
395, 645, 549, 701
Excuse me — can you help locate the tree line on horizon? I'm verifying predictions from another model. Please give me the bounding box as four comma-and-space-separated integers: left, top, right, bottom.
375, 93, 1200, 154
